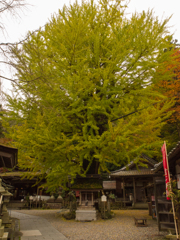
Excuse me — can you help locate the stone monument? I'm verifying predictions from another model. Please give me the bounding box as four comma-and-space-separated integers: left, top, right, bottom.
0, 178, 12, 240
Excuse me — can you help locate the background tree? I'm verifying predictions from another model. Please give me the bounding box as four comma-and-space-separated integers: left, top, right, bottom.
0, 0, 27, 143
0, 0, 27, 95
156, 47, 180, 149
0, 104, 4, 138
3, 0, 177, 191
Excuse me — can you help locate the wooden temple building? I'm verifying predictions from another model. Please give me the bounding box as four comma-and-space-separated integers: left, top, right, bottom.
69, 154, 164, 221
71, 175, 102, 207
152, 142, 180, 233
70, 160, 103, 221
0, 144, 42, 202
1, 142, 179, 231
0, 144, 18, 170
110, 144, 180, 233
110, 154, 164, 208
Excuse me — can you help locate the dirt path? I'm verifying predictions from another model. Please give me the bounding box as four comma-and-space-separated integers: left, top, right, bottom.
14, 209, 167, 240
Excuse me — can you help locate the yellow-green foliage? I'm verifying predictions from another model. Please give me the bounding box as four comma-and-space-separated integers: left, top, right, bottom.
3, 0, 176, 191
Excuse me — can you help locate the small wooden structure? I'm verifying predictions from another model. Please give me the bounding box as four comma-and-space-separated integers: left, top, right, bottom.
153, 142, 180, 232
71, 175, 102, 221
134, 217, 147, 227
110, 154, 163, 208
71, 175, 102, 207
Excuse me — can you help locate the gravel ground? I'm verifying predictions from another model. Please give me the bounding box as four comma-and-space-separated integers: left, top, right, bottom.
14, 209, 168, 240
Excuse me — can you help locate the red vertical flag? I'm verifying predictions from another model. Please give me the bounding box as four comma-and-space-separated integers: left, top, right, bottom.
161, 143, 170, 200
76, 191, 80, 197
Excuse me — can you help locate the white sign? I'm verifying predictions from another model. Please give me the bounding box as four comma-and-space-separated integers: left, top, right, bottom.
177, 174, 180, 189
176, 165, 180, 174
29, 196, 33, 201
103, 181, 116, 189
101, 195, 107, 202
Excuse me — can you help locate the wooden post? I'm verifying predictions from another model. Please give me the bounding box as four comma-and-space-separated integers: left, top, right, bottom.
133, 177, 136, 205
177, 212, 180, 237
107, 200, 111, 214
123, 178, 125, 207
85, 192, 87, 206
70, 201, 73, 212
104, 202, 105, 219
98, 198, 101, 212
153, 177, 160, 228
79, 191, 81, 205
101, 201, 103, 216
36, 186, 39, 208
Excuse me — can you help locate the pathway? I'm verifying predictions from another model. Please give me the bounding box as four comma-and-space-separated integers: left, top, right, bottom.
10, 211, 68, 240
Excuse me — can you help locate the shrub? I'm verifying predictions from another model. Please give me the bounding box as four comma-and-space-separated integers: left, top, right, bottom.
101, 211, 113, 219
62, 211, 75, 220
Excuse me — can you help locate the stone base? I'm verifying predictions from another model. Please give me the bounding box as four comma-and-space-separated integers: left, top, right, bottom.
0, 226, 4, 238
1, 213, 10, 224
3, 220, 13, 228
0, 232, 8, 240
76, 209, 97, 221
46, 202, 62, 209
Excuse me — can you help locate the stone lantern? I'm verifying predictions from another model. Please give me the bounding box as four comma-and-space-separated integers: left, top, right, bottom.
0, 178, 11, 240
0, 178, 12, 226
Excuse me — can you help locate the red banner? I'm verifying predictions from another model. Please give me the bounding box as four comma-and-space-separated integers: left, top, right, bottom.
161, 143, 170, 200
76, 191, 80, 197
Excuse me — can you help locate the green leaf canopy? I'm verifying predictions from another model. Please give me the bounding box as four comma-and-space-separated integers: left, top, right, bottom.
3, 0, 176, 191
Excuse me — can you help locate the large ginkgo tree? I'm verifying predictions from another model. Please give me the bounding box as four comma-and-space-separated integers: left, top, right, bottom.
3, 0, 176, 191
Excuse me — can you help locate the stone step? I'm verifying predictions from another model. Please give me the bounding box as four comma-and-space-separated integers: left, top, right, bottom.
78, 206, 95, 210
0, 232, 8, 240
0, 226, 4, 238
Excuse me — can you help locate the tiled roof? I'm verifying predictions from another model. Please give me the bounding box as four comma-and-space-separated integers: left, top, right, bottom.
153, 161, 163, 172
141, 153, 157, 166
111, 169, 153, 177
153, 141, 180, 172
119, 161, 134, 171
0, 171, 40, 177
70, 178, 103, 189
168, 141, 180, 159
111, 142, 180, 177
111, 154, 157, 174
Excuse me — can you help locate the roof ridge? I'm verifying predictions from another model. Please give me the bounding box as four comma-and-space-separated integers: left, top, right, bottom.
141, 153, 157, 165
111, 154, 157, 174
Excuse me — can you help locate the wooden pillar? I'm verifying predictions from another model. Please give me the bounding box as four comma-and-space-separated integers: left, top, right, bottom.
79, 191, 81, 205
107, 200, 111, 213
36, 186, 39, 208
143, 184, 146, 202
92, 192, 93, 205
153, 177, 160, 229
123, 178, 125, 207
133, 177, 136, 204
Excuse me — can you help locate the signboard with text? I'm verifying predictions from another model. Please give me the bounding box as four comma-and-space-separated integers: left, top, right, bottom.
101, 195, 107, 202
103, 181, 116, 190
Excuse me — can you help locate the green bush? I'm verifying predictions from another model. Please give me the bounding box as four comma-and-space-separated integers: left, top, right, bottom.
105, 212, 112, 219
62, 211, 75, 220
101, 211, 113, 219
